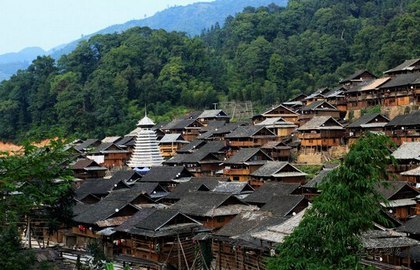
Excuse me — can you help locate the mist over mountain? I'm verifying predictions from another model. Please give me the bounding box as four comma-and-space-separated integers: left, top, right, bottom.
0, 0, 287, 81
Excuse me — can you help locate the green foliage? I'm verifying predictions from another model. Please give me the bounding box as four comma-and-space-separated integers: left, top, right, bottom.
296, 165, 323, 180
361, 105, 381, 115
0, 0, 418, 141
267, 134, 395, 269
0, 139, 74, 269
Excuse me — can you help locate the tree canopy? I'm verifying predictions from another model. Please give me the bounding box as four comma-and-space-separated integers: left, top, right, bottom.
267, 133, 395, 269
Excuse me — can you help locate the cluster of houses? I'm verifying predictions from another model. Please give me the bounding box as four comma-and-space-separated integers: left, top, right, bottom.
34, 58, 420, 269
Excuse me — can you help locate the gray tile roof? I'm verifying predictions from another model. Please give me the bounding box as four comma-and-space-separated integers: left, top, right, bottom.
260, 195, 307, 216
398, 215, 420, 234
159, 133, 188, 144
224, 148, 272, 164
298, 116, 343, 131
303, 169, 332, 188
339, 70, 375, 84
198, 109, 229, 119
225, 126, 275, 139
384, 58, 420, 74
392, 142, 420, 160
213, 182, 254, 194
251, 161, 305, 178
386, 110, 420, 127
140, 166, 192, 183
347, 113, 389, 128
74, 139, 100, 152
243, 182, 301, 205
379, 73, 420, 88
163, 177, 221, 200
301, 100, 339, 112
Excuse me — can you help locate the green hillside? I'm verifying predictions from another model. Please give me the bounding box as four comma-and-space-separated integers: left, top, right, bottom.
0, 0, 418, 141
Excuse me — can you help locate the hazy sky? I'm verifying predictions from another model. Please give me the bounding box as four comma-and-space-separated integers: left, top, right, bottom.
0, 0, 208, 54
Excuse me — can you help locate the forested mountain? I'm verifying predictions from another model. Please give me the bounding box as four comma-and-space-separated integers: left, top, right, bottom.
0, 0, 287, 81
0, 0, 418, 141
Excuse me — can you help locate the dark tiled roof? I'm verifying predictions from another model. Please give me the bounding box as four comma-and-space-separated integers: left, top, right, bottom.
379, 73, 420, 88
198, 109, 229, 119
225, 126, 275, 139
215, 211, 285, 237
115, 136, 136, 147
163, 178, 220, 200
74, 139, 100, 152
303, 170, 332, 188
260, 195, 307, 216
384, 58, 420, 74
140, 166, 192, 183
340, 70, 376, 84
72, 158, 100, 170
90, 142, 127, 154
386, 111, 420, 127
171, 191, 247, 217
177, 140, 206, 153
213, 182, 254, 194
162, 119, 201, 130
115, 208, 200, 237
75, 178, 121, 200
110, 170, 141, 183
224, 148, 271, 164
375, 181, 419, 200
243, 182, 300, 204
398, 215, 420, 234
347, 113, 389, 128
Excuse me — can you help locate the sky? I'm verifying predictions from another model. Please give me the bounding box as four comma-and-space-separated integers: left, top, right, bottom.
0, 0, 207, 54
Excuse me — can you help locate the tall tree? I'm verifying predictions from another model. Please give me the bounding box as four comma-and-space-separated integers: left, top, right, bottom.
267, 133, 395, 269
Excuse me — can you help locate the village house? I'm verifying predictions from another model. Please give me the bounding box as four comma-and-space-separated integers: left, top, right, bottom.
339, 70, 377, 88
73, 139, 101, 154
255, 117, 297, 138
298, 100, 342, 125
87, 142, 130, 168
161, 118, 204, 141
197, 122, 247, 141
297, 116, 345, 150
113, 208, 202, 269
260, 141, 293, 161
346, 113, 390, 144
225, 125, 278, 150
390, 142, 420, 179
303, 87, 329, 105
158, 133, 188, 158
197, 109, 230, 126
250, 161, 307, 187
171, 191, 257, 230
379, 73, 420, 107
252, 104, 300, 125
223, 148, 273, 181
384, 58, 420, 77
385, 110, 420, 144
243, 182, 302, 207
164, 141, 227, 176
71, 158, 107, 180
324, 87, 347, 112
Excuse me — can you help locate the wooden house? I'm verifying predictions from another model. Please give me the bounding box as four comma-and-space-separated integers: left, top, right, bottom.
302, 169, 332, 200
361, 230, 418, 268
376, 181, 419, 222
390, 142, 420, 177
401, 167, 420, 188
356, 77, 392, 108
114, 208, 201, 269
197, 109, 230, 126
379, 73, 420, 107
261, 141, 292, 161
87, 143, 130, 168
164, 141, 227, 176
298, 100, 342, 124
158, 133, 188, 158
223, 148, 273, 182
172, 191, 257, 229
303, 87, 329, 105
255, 117, 297, 137
197, 122, 247, 141
297, 116, 345, 149
252, 104, 300, 125
250, 161, 307, 186
385, 111, 420, 144
225, 126, 278, 149
161, 119, 204, 141
115, 136, 136, 153
324, 87, 347, 112
71, 158, 107, 180
139, 166, 193, 191
346, 113, 390, 144
339, 70, 377, 87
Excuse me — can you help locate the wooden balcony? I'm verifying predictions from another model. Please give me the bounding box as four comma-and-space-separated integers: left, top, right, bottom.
228, 140, 256, 147
298, 133, 321, 139
223, 168, 250, 176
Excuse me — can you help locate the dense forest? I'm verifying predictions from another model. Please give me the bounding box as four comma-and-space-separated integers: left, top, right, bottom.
0, 0, 418, 141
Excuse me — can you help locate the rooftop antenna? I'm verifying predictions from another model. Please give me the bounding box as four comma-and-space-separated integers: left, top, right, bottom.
213, 103, 218, 109
145, 104, 148, 117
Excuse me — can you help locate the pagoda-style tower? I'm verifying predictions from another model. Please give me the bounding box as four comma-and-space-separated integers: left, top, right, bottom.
128, 114, 164, 168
